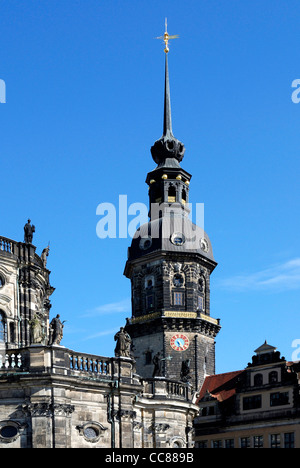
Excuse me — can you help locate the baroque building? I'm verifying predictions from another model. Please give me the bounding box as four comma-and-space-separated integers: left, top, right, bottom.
194, 342, 300, 448
0, 27, 210, 449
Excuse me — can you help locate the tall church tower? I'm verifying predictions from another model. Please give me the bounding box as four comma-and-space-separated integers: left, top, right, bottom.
124, 27, 221, 390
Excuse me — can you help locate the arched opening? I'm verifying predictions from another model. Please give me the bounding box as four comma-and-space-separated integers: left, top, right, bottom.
168, 185, 176, 203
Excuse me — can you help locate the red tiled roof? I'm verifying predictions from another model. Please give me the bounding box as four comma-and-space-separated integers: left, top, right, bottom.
197, 370, 244, 404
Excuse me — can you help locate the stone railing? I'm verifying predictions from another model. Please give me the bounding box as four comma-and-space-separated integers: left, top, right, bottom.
69, 351, 113, 378
0, 237, 16, 255
0, 349, 25, 371
143, 378, 191, 401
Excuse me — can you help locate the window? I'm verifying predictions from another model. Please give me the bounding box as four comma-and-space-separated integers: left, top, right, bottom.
270, 434, 281, 449
0, 424, 19, 442
240, 437, 250, 449
171, 232, 185, 246
269, 371, 278, 384
284, 433, 294, 449
270, 392, 289, 407
145, 351, 152, 365
212, 440, 222, 448
0, 275, 4, 288
0, 312, 7, 343
146, 295, 154, 310
254, 373, 263, 386
253, 436, 263, 448
9, 323, 15, 344
198, 296, 204, 311
243, 395, 262, 411
225, 439, 234, 448
145, 275, 154, 289
197, 440, 208, 448
168, 185, 176, 203
174, 292, 184, 306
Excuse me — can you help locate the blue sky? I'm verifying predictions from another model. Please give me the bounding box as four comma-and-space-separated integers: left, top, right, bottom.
0, 0, 300, 375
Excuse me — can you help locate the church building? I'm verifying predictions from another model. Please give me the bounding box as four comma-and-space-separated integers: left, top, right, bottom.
0, 27, 219, 449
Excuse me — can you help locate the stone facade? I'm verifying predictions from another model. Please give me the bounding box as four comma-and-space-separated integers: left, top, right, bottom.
0, 341, 197, 448
0, 233, 198, 449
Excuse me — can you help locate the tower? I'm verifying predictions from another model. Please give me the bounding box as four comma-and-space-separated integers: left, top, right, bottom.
124, 25, 221, 390
0, 222, 54, 350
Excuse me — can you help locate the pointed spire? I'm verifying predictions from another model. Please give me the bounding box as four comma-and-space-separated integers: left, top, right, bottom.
151, 21, 185, 168
163, 53, 173, 138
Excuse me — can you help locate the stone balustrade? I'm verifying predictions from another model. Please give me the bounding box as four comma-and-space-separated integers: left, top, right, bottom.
0, 350, 23, 370
69, 352, 111, 377
0, 237, 16, 255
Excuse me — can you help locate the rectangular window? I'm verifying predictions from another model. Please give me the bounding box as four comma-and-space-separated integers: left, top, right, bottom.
240, 437, 250, 449
174, 292, 184, 306
284, 433, 294, 449
145, 351, 152, 365
225, 439, 234, 448
270, 434, 281, 449
253, 436, 263, 448
212, 440, 222, 448
270, 391, 289, 407
146, 295, 154, 309
197, 441, 208, 449
243, 395, 262, 411
198, 296, 204, 310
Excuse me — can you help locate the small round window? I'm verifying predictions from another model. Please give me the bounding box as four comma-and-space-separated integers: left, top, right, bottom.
139, 237, 152, 250
83, 426, 99, 440
171, 233, 185, 246
0, 425, 18, 440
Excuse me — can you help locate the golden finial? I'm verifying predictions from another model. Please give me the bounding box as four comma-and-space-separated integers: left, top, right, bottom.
156, 18, 179, 53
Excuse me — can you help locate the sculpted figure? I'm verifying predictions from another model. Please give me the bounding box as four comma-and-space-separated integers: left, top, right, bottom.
49, 314, 65, 345
41, 246, 50, 268
114, 327, 131, 358
24, 219, 35, 244
152, 352, 162, 377
29, 313, 44, 344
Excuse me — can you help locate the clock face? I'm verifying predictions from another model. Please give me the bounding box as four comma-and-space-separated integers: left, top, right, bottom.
170, 334, 189, 352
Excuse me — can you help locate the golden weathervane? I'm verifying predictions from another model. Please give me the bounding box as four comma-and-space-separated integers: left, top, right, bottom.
156, 18, 179, 53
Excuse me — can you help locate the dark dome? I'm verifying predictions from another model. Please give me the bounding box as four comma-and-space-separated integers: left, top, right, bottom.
128, 213, 215, 263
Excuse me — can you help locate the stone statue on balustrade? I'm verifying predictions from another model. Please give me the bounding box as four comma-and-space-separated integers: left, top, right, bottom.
114, 327, 132, 358
41, 245, 50, 268
49, 314, 65, 346
24, 219, 35, 244
29, 313, 45, 345
152, 352, 162, 378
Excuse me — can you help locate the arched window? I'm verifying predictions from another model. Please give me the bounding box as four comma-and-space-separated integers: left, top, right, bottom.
254, 373, 263, 386
0, 312, 7, 344
198, 277, 206, 313
182, 189, 187, 205
168, 185, 176, 203
269, 371, 278, 384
